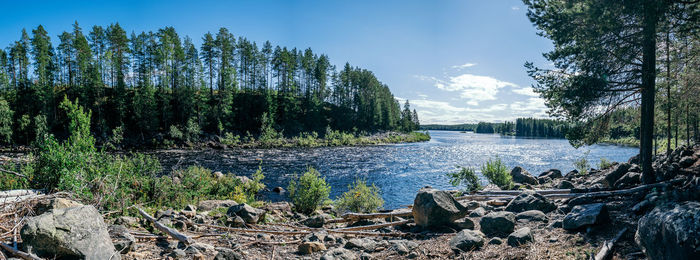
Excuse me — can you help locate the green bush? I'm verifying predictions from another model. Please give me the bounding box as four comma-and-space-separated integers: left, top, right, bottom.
335, 179, 384, 213
574, 151, 591, 175
0, 97, 13, 144
294, 132, 320, 147
288, 166, 331, 214
220, 132, 241, 146
447, 166, 482, 192
481, 157, 513, 189
598, 157, 614, 170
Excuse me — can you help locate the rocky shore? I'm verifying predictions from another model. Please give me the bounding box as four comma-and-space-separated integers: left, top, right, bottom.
1, 145, 699, 259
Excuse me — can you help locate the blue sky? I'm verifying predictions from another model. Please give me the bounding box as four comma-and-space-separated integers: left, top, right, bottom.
0, 0, 554, 124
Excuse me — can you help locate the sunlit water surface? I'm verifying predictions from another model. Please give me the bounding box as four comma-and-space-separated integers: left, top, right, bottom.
155, 131, 637, 209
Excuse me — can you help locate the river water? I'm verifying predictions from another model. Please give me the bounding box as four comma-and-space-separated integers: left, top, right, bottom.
155, 130, 638, 209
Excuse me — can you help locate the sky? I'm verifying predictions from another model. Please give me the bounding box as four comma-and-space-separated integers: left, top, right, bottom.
0, 0, 555, 124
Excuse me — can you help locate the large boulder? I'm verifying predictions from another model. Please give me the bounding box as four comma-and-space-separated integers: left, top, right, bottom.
449, 229, 485, 252
507, 227, 533, 247
539, 169, 562, 180
227, 203, 265, 224
563, 203, 609, 230
516, 210, 548, 223
412, 188, 468, 228
613, 172, 641, 189
635, 202, 700, 260
600, 163, 632, 188
505, 190, 557, 213
480, 211, 515, 237
21, 205, 120, 259
510, 167, 538, 185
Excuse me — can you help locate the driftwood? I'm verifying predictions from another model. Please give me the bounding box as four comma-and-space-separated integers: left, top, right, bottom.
567, 180, 681, 206
475, 189, 572, 195
136, 206, 194, 245
0, 243, 41, 260
332, 219, 411, 232
0, 190, 42, 199
594, 228, 627, 260
341, 210, 413, 221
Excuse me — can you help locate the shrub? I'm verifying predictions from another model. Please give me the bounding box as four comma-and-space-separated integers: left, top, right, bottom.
220, 132, 241, 146
335, 179, 384, 213
447, 166, 482, 192
0, 98, 13, 144
481, 156, 512, 189
169, 125, 184, 140
288, 166, 331, 214
598, 157, 614, 170
294, 132, 320, 147
184, 118, 201, 142
574, 151, 591, 175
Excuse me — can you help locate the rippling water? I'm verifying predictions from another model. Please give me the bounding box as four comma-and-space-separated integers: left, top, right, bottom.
156, 130, 638, 209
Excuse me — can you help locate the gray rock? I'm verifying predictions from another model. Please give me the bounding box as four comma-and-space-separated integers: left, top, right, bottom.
556, 180, 575, 189
613, 172, 641, 189
226, 215, 246, 227
469, 207, 486, 218
635, 202, 700, 260
390, 240, 418, 255
272, 186, 285, 193
303, 214, 330, 228
505, 190, 557, 213
109, 225, 135, 254
480, 211, 515, 237
465, 201, 480, 210
226, 203, 265, 224
449, 229, 485, 252
34, 198, 83, 215
516, 210, 548, 222
344, 238, 378, 252
412, 188, 468, 228
488, 238, 503, 245
679, 156, 697, 168
321, 248, 358, 260
114, 216, 139, 227
169, 249, 186, 258
507, 227, 534, 246
539, 169, 562, 180
601, 163, 632, 187
510, 166, 538, 185
360, 252, 373, 260
20, 205, 120, 259
198, 200, 238, 211
214, 247, 243, 260
537, 176, 552, 184
298, 241, 326, 254
305, 232, 327, 242
563, 203, 608, 230
451, 217, 475, 230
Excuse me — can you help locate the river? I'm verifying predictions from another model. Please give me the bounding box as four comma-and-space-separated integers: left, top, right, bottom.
155, 130, 638, 209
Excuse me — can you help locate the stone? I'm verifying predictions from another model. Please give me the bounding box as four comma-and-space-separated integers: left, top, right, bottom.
635, 202, 700, 260
488, 238, 503, 245
539, 169, 562, 179
272, 186, 285, 193
563, 203, 608, 230
510, 166, 538, 185
298, 241, 327, 254
169, 249, 186, 258
469, 207, 486, 218
227, 203, 265, 224
184, 204, 197, 212
505, 190, 557, 213
321, 248, 358, 260
564, 169, 579, 179
35, 198, 83, 215
114, 216, 139, 227
538, 176, 552, 184
305, 232, 327, 242
344, 238, 378, 252
516, 210, 548, 222
449, 229, 485, 252
679, 156, 697, 168
213, 171, 224, 179
197, 200, 238, 212
479, 211, 515, 237
226, 215, 246, 227
601, 163, 632, 187
613, 172, 641, 188
465, 201, 481, 210
411, 188, 468, 228
507, 227, 534, 246
360, 252, 373, 260
214, 247, 243, 260
451, 217, 475, 230
21, 205, 120, 259
390, 240, 418, 255
556, 180, 575, 189
109, 225, 136, 254
303, 214, 329, 228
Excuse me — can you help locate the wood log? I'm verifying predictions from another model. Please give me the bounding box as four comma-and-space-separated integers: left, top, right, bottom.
0, 190, 42, 199
332, 219, 411, 232
594, 228, 627, 260
475, 189, 572, 195
136, 206, 194, 245
567, 180, 681, 206
0, 243, 41, 260
341, 210, 413, 221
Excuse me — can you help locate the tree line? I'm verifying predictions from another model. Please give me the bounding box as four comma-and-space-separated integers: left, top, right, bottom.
0, 22, 420, 146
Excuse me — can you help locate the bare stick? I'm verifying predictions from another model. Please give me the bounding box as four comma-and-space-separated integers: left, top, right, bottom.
594, 228, 627, 260
341, 210, 413, 221
0, 243, 41, 260
332, 219, 411, 232
136, 206, 194, 245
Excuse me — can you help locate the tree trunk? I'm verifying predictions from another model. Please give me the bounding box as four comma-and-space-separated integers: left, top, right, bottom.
666, 29, 672, 155
640, 0, 658, 184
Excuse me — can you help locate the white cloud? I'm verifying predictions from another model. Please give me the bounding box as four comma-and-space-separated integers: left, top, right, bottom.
512, 87, 539, 97
511, 6, 520, 10
509, 98, 548, 117
451, 63, 477, 70
418, 73, 518, 106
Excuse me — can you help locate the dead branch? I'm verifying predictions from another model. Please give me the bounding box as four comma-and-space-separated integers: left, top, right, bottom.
136, 206, 194, 245
332, 219, 411, 232
567, 180, 682, 206
594, 228, 627, 260
0, 169, 28, 180
341, 210, 412, 221
0, 243, 41, 260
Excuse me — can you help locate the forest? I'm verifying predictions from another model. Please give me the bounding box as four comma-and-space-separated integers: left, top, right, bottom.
0, 22, 421, 147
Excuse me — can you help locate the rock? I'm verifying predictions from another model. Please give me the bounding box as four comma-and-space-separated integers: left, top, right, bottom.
449, 229, 485, 252
213, 171, 224, 179
155, 208, 174, 219
303, 214, 330, 228
35, 198, 83, 215
679, 156, 697, 168
197, 200, 238, 211
516, 210, 548, 222
465, 201, 480, 210
510, 166, 538, 185
305, 232, 327, 242
601, 163, 632, 187
632, 200, 653, 215
361, 252, 373, 260
226, 215, 246, 227
537, 176, 552, 184
562, 203, 609, 230
635, 202, 700, 260
272, 186, 285, 193
480, 211, 515, 237
547, 220, 563, 229
411, 188, 468, 228
469, 207, 486, 218
488, 238, 503, 245
321, 248, 358, 260
109, 225, 136, 254
390, 240, 418, 255
344, 238, 378, 252
184, 204, 197, 212
556, 180, 575, 189
629, 165, 641, 172
507, 227, 534, 246
227, 203, 265, 224
451, 217, 475, 230
629, 154, 640, 165
114, 216, 139, 227
170, 249, 186, 258
235, 175, 251, 183
505, 190, 557, 213
539, 169, 562, 180
613, 172, 641, 188
298, 241, 327, 254
21, 205, 120, 259
214, 247, 243, 260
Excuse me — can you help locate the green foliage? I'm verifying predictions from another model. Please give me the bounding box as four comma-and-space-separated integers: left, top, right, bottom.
480, 157, 512, 189
574, 151, 591, 175
598, 158, 614, 170
0, 98, 12, 144
287, 166, 331, 214
294, 132, 320, 147
220, 132, 241, 146
447, 166, 482, 192
334, 179, 384, 213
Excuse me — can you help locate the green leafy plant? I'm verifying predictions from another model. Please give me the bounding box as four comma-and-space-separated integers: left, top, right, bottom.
287, 166, 331, 214
335, 179, 384, 213
574, 150, 591, 175
447, 166, 482, 192
598, 157, 614, 169
481, 156, 512, 189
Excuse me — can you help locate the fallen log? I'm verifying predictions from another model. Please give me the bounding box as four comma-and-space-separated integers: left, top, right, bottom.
136, 206, 194, 245
566, 180, 682, 206
0, 243, 41, 260
475, 189, 572, 195
341, 210, 412, 221
332, 219, 411, 232
594, 228, 627, 260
